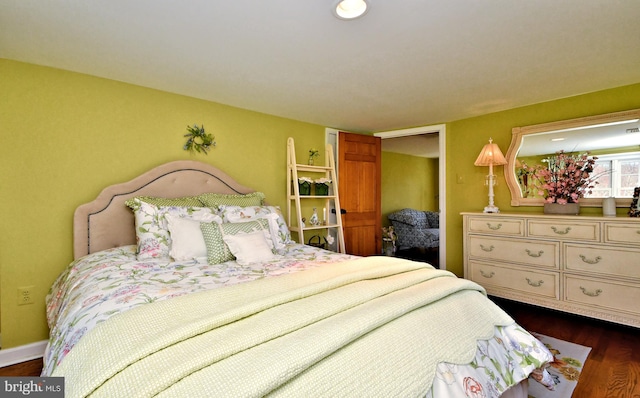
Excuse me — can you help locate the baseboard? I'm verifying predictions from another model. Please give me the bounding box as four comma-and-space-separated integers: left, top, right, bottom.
0, 340, 47, 368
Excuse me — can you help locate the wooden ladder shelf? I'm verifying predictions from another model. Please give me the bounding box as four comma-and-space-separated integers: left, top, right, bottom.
286, 137, 345, 253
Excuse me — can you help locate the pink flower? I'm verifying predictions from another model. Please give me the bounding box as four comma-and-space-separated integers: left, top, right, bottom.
463, 377, 485, 398
523, 150, 599, 204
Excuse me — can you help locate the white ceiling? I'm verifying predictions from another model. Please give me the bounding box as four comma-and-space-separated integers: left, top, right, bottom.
2, 1, 640, 133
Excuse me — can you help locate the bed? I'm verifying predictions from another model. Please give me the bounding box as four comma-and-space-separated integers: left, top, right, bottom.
43, 160, 554, 397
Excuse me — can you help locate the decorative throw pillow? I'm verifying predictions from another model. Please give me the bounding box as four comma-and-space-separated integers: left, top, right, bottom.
126, 198, 220, 260
166, 214, 221, 261
125, 195, 202, 208
424, 211, 440, 228
200, 218, 273, 265
222, 231, 276, 265
197, 192, 265, 208
219, 205, 293, 249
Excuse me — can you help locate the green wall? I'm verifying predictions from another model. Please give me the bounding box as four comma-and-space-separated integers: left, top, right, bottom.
445, 82, 640, 277
2, 57, 640, 350
381, 151, 438, 224
0, 59, 327, 348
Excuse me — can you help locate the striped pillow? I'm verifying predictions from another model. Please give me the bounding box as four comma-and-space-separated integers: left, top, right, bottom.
200, 219, 273, 264
197, 192, 265, 208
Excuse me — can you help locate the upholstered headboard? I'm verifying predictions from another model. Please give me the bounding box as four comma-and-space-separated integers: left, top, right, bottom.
73, 160, 255, 259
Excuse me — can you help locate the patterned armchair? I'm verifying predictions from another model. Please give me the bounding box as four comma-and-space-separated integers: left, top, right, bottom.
387, 208, 440, 250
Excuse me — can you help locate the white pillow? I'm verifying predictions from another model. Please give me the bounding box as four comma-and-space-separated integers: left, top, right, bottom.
166, 213, 221, 261
222, 231, 276, 265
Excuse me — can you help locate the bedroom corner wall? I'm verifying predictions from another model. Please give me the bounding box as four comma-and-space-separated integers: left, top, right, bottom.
444, 82, 640, 276
0, 59, 328, 349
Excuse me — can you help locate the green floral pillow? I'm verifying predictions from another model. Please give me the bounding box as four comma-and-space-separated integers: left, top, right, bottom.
219, 205, 292, 249
197, 192, 265, 208
126, 198, 220, 260
200, 218, 272, 264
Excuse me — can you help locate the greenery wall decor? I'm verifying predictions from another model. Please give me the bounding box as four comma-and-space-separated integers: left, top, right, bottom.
184, 124, 216, 154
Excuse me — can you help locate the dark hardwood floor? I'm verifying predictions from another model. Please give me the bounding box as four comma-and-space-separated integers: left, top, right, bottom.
0, 357, 42, 377
1, 298, 638, 397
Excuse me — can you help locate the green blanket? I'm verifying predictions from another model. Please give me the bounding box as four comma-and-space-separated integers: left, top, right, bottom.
54, 256, 514, 397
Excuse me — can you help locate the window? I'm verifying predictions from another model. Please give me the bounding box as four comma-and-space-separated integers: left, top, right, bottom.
586, 152, 640, 198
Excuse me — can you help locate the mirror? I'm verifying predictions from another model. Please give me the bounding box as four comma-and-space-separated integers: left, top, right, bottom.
505, 108, 640, 207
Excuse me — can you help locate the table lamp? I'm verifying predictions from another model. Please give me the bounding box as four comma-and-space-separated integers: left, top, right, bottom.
474, 138, 507, 213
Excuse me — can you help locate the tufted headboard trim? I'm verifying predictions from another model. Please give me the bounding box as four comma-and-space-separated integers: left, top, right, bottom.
73, 160, 255, 259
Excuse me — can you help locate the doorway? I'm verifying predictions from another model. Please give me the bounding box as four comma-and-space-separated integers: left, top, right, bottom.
374, 125, 446, 269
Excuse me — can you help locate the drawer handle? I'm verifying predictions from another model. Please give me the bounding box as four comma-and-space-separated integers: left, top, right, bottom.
480, 270, 495, 278
579, 255, 602, 264
551, 226, 571, 235
525, 249, 544, 258
526, 278, 544, 287
486, 223, 502, 230
480, 244, 495, 252
580, 286, 603, 297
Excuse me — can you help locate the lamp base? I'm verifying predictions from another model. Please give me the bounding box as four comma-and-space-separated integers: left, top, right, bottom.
483, 205, 500, 213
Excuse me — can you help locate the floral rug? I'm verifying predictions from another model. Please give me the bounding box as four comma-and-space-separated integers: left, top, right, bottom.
528, 333, 591, 398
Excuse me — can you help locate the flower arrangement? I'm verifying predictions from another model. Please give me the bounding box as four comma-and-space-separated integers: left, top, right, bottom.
325, 233, 335, 246
524, 150, 598, 204
516, 162, 536, 198
308, 148, 320, 165
382, 226, 397, 255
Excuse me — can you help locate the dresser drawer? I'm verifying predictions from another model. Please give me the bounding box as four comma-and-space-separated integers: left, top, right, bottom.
565, 244, 640, 279
604, 222, 640, 246
528, 220, 600, 242
565, 275, 640, 316
468, 236, 559, 268
469, 261, 559, 299
467, 217, 524, 236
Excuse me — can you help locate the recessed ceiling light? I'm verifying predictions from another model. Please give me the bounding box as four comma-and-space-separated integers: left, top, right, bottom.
550, 137, 566, 142
333, 0, 369, 20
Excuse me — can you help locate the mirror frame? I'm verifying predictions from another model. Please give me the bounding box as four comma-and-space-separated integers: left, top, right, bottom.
504, 108, 640, 207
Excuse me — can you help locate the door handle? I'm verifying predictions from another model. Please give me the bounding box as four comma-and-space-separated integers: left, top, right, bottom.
331, 209, 347, 214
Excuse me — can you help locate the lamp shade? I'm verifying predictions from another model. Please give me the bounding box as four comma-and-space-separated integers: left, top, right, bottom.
474, 138, 507, 166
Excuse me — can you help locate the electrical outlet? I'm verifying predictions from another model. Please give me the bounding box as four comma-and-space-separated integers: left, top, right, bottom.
17, 286, 35, 305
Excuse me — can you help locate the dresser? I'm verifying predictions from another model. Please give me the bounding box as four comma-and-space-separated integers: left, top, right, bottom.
462, 212, 640, 328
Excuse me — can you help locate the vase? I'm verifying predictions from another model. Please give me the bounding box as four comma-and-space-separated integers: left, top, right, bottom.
543, 202, 580, 215
382, 238, 396, 256
308, 156, 314, 166
315, 183, 329, 196
602, 197, 616, 217
298, 181, 311, 195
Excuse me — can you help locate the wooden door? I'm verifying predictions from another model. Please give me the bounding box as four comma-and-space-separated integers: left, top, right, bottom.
338, 132, 381, 256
